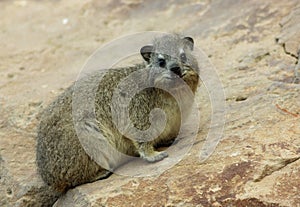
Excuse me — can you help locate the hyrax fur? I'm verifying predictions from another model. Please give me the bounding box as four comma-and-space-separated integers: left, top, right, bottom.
36, 34, 199, 205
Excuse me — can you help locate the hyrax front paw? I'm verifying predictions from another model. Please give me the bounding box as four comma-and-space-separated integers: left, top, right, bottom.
143, 151, 168, 163
136, 142, 168, 162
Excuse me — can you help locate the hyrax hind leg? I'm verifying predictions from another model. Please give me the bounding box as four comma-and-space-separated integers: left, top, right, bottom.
135, 142, 168, 162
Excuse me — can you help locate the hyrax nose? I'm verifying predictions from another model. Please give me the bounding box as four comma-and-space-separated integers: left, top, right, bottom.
170, 63, 181, 76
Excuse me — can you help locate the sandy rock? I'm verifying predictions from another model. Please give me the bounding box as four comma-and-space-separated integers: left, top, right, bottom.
276, 3, 300, 58
0, 0, 299, 206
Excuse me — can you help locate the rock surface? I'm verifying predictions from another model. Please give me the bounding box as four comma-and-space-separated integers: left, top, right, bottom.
0, 0, 299, 206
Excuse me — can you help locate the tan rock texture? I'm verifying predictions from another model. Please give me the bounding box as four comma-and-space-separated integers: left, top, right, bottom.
0, 0, 299, 206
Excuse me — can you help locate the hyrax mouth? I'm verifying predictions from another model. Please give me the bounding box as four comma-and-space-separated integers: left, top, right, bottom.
153, 66, 198, 92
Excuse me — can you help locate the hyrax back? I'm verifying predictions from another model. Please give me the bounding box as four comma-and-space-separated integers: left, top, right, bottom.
36, 34, 199, 199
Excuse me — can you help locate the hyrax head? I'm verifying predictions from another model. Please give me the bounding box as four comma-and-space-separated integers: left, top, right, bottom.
140, 34, 199, 93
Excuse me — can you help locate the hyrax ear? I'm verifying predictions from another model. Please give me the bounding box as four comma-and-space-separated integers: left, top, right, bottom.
183, 37, 194, 50
140, 45, 153, 62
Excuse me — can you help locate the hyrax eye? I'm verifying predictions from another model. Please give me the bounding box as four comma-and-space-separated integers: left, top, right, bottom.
158, 58, 166, 67
180, 53, 187, 63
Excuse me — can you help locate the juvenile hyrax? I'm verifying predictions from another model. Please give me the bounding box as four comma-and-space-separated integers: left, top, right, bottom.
36, 34, 199, 204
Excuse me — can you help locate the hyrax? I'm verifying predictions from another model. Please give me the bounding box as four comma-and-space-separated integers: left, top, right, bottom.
36, 34, 199, 204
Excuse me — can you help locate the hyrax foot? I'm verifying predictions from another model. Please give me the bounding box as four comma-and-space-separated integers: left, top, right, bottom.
144, 151, 168, 163
136, 142, 168, 162
89, 170, 112, 183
